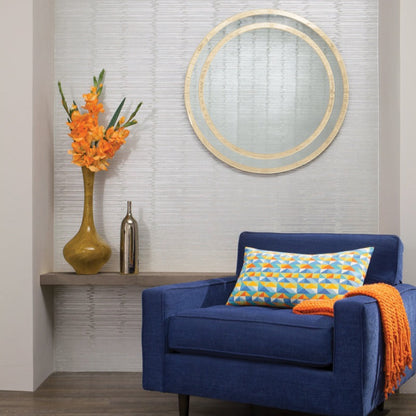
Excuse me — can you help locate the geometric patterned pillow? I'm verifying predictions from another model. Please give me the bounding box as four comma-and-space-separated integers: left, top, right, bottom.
226, 246, 374, 308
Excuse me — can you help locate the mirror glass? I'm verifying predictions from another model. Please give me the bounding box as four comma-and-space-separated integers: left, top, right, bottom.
185, 10, 349, 174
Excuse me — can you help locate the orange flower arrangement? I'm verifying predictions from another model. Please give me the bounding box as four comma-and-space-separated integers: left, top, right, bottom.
58, 70, 142, 172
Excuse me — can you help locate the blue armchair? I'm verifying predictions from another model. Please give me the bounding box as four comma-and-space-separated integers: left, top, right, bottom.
142, 232, 416, 416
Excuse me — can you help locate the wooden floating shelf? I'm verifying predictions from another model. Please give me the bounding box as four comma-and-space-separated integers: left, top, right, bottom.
40, 271, 235, 287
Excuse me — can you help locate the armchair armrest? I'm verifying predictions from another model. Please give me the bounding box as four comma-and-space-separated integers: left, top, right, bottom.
397, 284, 416, 384
142, 276, 237, 391
333, 283, 416, 414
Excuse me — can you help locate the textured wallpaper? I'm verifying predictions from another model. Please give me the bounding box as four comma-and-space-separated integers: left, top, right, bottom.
54, 0, 378, 371
54, 0, 378, 273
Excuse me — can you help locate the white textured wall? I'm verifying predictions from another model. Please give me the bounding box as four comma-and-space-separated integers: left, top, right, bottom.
54, 286, 142, 371
53, 0, 379, 371
54, 0, 379, 274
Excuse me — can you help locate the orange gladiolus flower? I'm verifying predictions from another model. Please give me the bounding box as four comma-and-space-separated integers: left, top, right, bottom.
58, 69, 142, 172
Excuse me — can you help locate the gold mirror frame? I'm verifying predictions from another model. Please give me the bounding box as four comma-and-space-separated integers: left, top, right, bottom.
184, 9, 349, 174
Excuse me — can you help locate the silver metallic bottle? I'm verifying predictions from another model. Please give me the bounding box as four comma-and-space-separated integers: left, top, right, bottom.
120, 201, 139, 274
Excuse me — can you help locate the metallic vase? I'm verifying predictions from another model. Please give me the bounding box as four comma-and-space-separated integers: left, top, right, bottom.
120, 201, 139, 274
63, 166, 111, 274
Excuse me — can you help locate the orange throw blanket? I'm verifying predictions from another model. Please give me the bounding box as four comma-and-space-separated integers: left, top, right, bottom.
293, 283, 412, 398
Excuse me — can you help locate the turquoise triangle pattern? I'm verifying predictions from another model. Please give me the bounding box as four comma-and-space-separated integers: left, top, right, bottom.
227, 246, 374, 308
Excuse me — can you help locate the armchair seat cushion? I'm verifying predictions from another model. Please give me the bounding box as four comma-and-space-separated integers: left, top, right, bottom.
168, 305, 334, 368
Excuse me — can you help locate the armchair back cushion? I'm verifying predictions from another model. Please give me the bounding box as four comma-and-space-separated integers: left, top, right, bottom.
236, 232, 403, 286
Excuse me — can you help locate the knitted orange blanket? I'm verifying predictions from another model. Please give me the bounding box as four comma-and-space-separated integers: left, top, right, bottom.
293, 283, 412, 398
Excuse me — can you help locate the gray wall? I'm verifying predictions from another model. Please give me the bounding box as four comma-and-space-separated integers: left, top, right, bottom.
0, 0, 54, 390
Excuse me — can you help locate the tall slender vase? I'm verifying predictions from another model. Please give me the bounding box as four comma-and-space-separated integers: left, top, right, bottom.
63, 166, 112, 274
120, 201, 139, 274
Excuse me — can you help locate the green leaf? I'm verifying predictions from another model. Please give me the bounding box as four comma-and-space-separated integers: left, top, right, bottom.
97, 69, 105, 96
106, 97, 126, 131
98, 69, 105, 86
58, 81, 71, 118
126, 101, 143, 123
122, 120, 138, 128
93, 70, 105, 97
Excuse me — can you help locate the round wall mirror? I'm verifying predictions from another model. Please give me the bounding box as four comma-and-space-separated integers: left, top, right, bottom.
184, 9, 349, 174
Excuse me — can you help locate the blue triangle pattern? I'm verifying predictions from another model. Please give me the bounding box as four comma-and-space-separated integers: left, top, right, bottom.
227, 246, 374, 308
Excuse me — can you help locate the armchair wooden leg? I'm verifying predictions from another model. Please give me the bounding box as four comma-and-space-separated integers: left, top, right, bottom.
178, 394, 189, 416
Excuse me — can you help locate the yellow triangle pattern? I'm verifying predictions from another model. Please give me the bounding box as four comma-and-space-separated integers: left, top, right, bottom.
227, 246, 374, 308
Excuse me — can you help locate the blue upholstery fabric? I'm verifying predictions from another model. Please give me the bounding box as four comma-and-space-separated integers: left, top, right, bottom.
142, 233, 415, 416
142, 276, 237, 392
168, 305, 334, 367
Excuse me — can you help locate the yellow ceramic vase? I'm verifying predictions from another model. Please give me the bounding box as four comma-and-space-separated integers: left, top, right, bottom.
63, 167, 111, 274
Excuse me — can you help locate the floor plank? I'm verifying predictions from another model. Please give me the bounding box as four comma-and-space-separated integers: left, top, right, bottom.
0, 372, 412, 415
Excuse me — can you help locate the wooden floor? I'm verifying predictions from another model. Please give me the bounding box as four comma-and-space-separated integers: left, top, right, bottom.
0, 372, 413, 416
